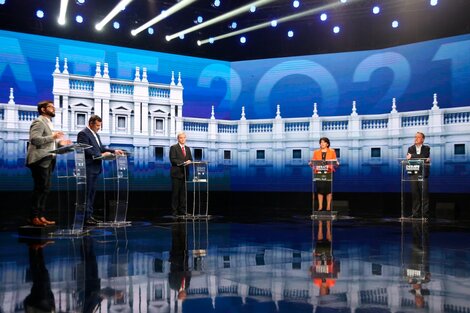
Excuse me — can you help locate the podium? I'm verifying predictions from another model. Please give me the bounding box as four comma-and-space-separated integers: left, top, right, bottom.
184, 161, 209, 218
51, 143, 91, 236
310, 160, 338, 219
98, 154, 130, 227
399, 158, 428, 221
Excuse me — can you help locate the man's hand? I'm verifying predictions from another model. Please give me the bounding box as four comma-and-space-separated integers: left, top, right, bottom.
102, 152, 113, 157
114, 149, 125, 156
59, 139, 72, 146
406, 153, 412, 160
184, 160, 192, 165
52, 131, 64, 140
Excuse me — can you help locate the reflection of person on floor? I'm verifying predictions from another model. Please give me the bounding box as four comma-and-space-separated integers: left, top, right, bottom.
79, 237, 124, 313
406, 221, 431, 309
311, 220, 338, 296
23, 240, 55, 313
169, 222, 191, 303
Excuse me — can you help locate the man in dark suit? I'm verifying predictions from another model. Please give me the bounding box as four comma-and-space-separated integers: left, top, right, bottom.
406, 132, 431, 219
77, 115, 123, 226
169, 132, 192, 216
26, 100, 71, 226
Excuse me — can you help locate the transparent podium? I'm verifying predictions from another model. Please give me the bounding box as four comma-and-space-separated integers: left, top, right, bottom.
51, 143, 91, 236
399, 158, 428, 221
310, 160, 338, 220
99, 154, 130, 227
184, 161, 209, 219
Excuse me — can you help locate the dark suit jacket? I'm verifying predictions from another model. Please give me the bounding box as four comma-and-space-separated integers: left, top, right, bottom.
77, 127, 114, 174
169, 144, 193, 179
407, 144, 431, 177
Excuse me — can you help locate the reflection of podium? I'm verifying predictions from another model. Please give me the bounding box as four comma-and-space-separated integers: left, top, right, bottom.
311, 219, 340, 280
399, 158, 428, 220
51, 143, 91, 236
184, 161, 209, 218
99, 154, 130, 226
187, 218, 209, 272
310, 160, 338, 219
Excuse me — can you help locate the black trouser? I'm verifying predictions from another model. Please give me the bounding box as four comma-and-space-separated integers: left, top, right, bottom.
29, 160, 55, 219
411, 178, 429, 218
171, 177, 186, 215
85, 171, 100, 219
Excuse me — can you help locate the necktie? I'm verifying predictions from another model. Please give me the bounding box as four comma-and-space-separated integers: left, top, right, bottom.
181, 146, 186, 157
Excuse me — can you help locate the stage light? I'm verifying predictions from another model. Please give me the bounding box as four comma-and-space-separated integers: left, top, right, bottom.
0, 0, 6, 4
430, 0, 438, 6
179, 33, 185, 39
209, 37, 215, 44
293, 1, 300, 8
250, 5, 256, 13
271, 20, 277, 27
230, 21, 237, 29
58, 0, 69, 25
113, 21, 120, 29
76, 0, 85, 4
288, 30, 294, 37
76, 15, 83, 23
165, 0, 276, 42
240, 36, 246, 43
95, 0, 132, 31
320, 13, 327, 21
392, 20, 399, 28
197, 0, 360, 46
372, 6, 380, 14
340, 0, 347, 3
213, 0, 221, 7
36, 10, 45, 19
333, 26, 340, 33
131, 0, 196, 36
196, 16, 203, 23
148, 27, 154, 35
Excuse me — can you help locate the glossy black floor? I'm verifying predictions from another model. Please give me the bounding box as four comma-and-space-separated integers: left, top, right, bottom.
2, 211, 470, 313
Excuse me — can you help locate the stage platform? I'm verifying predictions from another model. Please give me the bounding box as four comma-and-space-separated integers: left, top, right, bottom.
2, 209, 470, 313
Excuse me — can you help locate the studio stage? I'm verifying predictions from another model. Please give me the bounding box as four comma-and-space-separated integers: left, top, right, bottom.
1, 204, 470, 313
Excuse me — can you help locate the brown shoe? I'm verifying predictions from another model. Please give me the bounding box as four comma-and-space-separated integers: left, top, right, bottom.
40, 217, 56, 225
31, 217, 46, 227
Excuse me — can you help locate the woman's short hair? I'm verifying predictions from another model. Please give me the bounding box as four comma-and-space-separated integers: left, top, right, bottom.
319, 137, 330, 147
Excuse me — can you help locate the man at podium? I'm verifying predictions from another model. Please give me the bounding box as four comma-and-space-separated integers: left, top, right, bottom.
77, 115, 124, 226
406, 132, 431, 219
26, 100, 71, 227
170, 132, 193, 216
311, 137, 338, 211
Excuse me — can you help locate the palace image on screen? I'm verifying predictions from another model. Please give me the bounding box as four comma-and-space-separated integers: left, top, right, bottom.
0, 30, 469, 193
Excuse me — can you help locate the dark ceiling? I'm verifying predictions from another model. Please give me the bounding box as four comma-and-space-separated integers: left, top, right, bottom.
1, 0, 470, 61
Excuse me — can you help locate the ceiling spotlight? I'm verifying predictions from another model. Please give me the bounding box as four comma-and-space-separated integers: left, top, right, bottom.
179, 33, 185, 39
213, 0, 220, 7
209, 37, 215, 44
430, 0, 438, 6
271, 20, 277, 27
75, 15, 83, 23
0, 0, 6, 4
240, 36, 246, 43
249, 5, 256, 13
148, 27, 154, 35
287, 30, 294, 37
230, 21, 237, 29
36, 10, 45, 18
340, 0, 347, 3
195, 15, 203, 23
113, 21, 120, 29
333, 26, 340, 33
76, 0, 85, 4
197, 40, 201, 46
293, 0, 300, 8
320, 13, 327, 21
392, 20, 399, 28
372, 6, 380, 14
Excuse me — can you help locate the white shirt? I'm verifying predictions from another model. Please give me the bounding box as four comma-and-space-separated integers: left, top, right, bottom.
415, 144, 422, 155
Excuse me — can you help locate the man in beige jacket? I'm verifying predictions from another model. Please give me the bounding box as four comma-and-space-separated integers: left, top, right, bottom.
26, 100, 71, 226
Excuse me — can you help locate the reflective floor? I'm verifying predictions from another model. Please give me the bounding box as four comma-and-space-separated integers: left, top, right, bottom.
2, 215, 470, 313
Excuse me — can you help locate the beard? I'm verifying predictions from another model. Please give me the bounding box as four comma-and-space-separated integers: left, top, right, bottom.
45, 110, 55, 118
